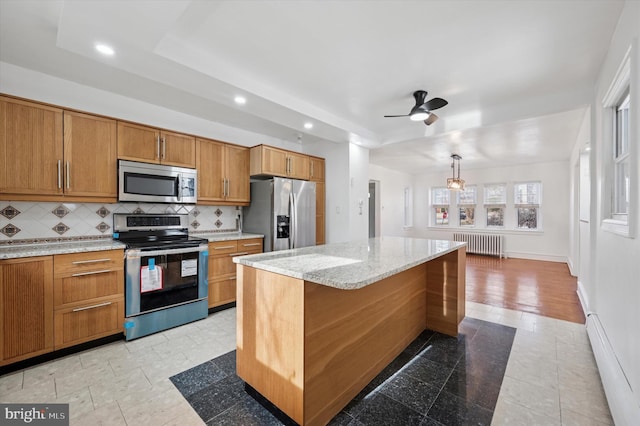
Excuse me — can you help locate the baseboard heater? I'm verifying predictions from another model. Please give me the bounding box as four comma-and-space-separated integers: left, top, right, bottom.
453, 232, 504, 258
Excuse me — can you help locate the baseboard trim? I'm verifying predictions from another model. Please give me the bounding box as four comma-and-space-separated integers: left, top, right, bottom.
567, 257, 576, 276
504, 251, 567, 263
586, 313, 640, 426
577, 280, 589, 313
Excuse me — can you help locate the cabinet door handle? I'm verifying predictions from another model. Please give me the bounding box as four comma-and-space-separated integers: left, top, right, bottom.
162, 136, 166, 160
72, 301, 112, 312
57, 160, 62, 189
214, 245, 235, 250
229, 276, 237, 280
156, 135, 160, 159
230, 252, 249, 256
226, 179, 230, 197
71, 269, 112, 277
242, 243, 261, 247
66, 161, 70, 189
72, 258, 111, 265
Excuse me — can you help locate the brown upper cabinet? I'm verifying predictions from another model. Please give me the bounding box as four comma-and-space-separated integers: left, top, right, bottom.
0, 96, 117, 202
250, 145, 310, 180
197, 138, 250, 205
117, 121, 196, 168
309, 156, 325, 182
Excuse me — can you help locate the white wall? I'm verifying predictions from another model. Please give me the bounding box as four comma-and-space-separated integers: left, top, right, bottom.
583, 1, 640, 422
368, 164, 413, 237
409, 161, 571, 262
0, 62, 302, 152
348, 143, 370, 241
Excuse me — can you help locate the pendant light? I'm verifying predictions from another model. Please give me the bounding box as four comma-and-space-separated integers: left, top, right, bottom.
447, 154, 465, 191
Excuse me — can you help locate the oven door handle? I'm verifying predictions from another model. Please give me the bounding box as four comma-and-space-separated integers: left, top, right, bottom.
127, 245, 207, 257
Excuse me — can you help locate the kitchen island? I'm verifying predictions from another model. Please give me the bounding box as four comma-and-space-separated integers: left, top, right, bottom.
233, 237, 466, 426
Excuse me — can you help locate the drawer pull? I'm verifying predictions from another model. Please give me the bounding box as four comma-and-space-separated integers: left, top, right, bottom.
214, 245, 235, 250
230, 252, 249, 257
230, 276, 236, 280
72, 258, 111, 265
71, 269, 112, 277
72, 301, 112, 312
242, 243, 262, 247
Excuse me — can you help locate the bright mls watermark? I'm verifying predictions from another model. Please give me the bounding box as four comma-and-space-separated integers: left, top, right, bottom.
1, 404, 68, 425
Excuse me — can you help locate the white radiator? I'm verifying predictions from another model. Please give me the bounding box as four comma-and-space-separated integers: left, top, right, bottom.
453, 233, 504, 258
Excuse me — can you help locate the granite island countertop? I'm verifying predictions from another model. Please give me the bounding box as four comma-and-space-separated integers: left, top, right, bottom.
0, 232, 264, 260
233, 236, 466, 289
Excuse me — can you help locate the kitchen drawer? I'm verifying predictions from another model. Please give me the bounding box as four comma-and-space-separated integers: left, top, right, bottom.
208, 241, 238, 255
54, 250, 124, 277
54, 297, 124, 349
54, 269, 123, 308
209, 256, 236, 279
236, 238, 263, 254
208, 277, 236, 308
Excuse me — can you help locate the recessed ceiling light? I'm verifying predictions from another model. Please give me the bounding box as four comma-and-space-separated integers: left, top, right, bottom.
304, 122, 313, 129
234, 96, 246, 105
95, 43, 115, 56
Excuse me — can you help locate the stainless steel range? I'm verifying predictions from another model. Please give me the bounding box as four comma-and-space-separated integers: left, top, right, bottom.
113, 213, 208, 340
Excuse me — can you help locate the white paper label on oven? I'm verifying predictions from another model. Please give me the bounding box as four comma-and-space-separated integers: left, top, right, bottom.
181, 259, 198, 277
141, 265, 163, 293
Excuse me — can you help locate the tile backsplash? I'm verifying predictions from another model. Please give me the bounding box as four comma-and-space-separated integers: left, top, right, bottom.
0, 201, 240, 245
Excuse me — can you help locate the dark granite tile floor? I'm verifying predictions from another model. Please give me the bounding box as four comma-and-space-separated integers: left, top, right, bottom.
170, 318, 515, 425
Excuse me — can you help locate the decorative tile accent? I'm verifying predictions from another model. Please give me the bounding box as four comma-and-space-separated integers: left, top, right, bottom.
215, 220, 223, 228
96, 206, 110, 218
164, 206, 177, 214
52, 205, 70, 218
192, 208, 200, 217
191, 220, 200, 229
52, 222, 70, 235
95, 222, 111, 233
133, 207, 145, 214
0, 205, 20, 220
0, 224, 21, 238
215, 208, 223, 217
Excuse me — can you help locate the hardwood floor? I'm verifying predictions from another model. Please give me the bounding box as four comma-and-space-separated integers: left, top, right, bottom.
465, 254, 585, 324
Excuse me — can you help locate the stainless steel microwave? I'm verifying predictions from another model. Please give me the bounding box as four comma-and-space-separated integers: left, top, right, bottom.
118, 160, 197, 204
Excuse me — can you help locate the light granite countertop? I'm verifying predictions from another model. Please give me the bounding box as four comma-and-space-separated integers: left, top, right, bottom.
0, 233, 264, 259
233, 236, 466, 290
0, 240, 127, 260
195, 232, 264, 242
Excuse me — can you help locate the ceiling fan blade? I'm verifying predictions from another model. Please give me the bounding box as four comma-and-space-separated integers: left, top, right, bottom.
422, 97, 448, 111
383, 114, 411, 118
424, 113, 438, 126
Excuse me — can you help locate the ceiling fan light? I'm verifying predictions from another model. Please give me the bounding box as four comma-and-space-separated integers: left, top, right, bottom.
409, 111, 429, 121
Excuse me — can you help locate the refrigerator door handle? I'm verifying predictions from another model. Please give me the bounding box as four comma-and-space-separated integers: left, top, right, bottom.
289, 192, 296, 249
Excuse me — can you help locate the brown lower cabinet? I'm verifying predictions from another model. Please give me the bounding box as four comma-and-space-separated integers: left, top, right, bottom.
208, 238, 263, 309
0, 256, 54, 366
0, 249, 125, 367
53, 250, 124, 350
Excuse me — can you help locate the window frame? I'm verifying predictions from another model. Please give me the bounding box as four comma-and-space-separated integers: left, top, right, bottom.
601, 43, 636, 238
514, 181, 542, 231
430, 187, 450, 227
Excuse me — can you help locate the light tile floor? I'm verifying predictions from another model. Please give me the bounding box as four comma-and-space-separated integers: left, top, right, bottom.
0, 303, 612, 425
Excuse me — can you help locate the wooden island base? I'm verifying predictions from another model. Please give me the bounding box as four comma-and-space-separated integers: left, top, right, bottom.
237, 247, 465, 426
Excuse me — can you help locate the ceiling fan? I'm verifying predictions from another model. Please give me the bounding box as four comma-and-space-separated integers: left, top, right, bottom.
384, 90, 448, 125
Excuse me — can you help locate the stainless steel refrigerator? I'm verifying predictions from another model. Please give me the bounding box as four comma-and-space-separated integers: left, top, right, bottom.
243, 177, 316, 252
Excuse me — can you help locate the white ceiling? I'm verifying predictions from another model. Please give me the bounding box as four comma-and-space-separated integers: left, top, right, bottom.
0, 0, 624, 173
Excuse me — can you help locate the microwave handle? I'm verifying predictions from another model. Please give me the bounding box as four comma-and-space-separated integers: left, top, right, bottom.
177, 174, 182, 202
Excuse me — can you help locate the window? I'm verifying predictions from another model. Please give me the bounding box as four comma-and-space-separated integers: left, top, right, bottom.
431, 187, 450, 226
613, 91, 630, 219
601, 44, 634, 237
457, 186, 476, 226
484, 184, 506, 227
514, 182, 541, 229
487, 207, 504, 227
